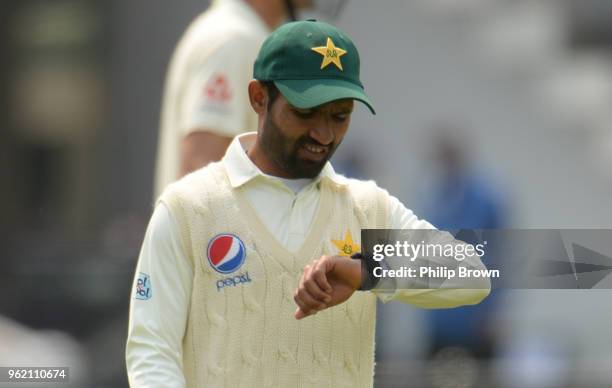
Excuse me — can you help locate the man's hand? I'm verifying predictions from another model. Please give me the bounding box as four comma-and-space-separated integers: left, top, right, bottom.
294, 255, 362, 320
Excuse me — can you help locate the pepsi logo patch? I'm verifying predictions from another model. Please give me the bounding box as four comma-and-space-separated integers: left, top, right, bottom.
134, 272, 152, 300
207, 234, 246, 274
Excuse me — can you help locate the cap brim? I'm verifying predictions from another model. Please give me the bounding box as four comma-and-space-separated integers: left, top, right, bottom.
273, 78, 376, 115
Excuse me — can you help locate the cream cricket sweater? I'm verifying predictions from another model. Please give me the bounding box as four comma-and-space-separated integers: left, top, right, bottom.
159, 161, 388, 388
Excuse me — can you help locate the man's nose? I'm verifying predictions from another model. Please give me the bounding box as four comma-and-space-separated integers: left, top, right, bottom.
309, 121, 334, 146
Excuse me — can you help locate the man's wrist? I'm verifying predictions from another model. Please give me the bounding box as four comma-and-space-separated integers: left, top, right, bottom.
351, 253, 381, 291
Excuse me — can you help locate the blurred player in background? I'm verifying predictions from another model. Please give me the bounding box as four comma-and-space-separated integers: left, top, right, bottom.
128, 20, 490, 387
421, 125, 507, 363
154, 0, 351, 198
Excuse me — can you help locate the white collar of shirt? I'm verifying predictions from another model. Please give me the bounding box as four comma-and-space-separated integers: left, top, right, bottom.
222, 132, 349, 191
212, 0, 271, 35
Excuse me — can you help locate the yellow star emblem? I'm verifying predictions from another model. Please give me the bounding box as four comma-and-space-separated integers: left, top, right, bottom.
311, 37, 347, 71
332, 230, 361, 257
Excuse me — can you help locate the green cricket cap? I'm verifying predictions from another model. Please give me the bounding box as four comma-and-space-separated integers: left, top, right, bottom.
253, 20, 375, 114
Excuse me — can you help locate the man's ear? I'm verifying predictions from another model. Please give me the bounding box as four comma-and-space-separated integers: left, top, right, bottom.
248, 80, 267, 114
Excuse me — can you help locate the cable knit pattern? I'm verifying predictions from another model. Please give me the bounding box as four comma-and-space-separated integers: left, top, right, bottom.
159, 161, 389, 388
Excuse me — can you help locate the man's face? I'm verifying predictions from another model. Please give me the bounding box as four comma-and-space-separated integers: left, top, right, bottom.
260, 92, 354, 179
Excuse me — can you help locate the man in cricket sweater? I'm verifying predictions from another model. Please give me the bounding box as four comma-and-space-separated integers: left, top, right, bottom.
126, 20, 490, 388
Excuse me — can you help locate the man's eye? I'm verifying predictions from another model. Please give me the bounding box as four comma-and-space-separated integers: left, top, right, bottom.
333, 113, 349, 122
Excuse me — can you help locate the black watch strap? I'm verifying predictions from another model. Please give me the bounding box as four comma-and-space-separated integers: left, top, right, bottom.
351, 252, 381, 291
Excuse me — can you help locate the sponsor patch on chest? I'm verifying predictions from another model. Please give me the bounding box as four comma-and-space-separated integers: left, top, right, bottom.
207, 233, 252, 291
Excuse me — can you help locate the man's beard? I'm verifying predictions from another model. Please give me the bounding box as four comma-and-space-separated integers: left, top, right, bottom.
260, 113, 339, 179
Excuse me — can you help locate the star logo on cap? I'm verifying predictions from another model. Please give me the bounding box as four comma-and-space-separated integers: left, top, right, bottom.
311, 37, 347, 71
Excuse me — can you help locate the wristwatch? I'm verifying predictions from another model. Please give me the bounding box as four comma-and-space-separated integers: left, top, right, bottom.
351, 252, 381, 291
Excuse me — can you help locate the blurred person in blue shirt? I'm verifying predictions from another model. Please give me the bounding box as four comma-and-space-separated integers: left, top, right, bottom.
421, 124, 508, 358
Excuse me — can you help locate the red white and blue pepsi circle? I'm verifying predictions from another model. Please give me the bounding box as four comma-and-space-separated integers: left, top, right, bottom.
207, 234, 246, 274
